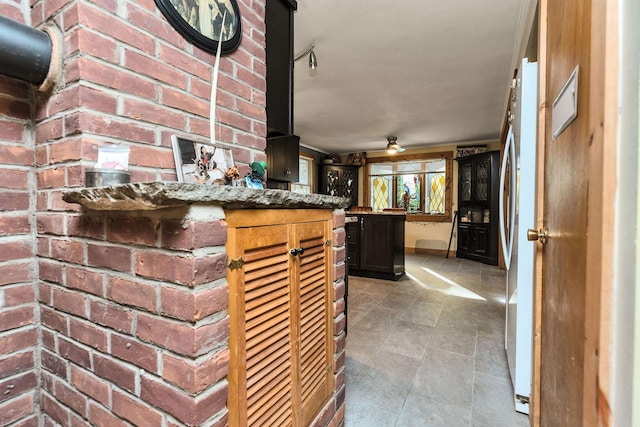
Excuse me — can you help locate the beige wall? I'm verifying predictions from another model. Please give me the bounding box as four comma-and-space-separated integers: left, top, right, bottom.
362, 141, 501, 252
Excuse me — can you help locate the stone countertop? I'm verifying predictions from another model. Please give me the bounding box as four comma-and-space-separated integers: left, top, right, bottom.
62, 182, 351, 211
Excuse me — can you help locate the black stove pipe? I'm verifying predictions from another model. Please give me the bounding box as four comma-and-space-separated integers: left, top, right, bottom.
0, 15, 52, 85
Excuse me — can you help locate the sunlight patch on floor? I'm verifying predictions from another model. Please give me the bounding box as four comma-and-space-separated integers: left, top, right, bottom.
405, 268, 487, 301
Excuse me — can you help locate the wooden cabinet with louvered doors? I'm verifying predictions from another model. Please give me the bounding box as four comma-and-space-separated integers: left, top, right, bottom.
225, 210, 334, 427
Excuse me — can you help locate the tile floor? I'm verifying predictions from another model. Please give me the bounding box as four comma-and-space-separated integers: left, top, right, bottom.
344, 253, 530, 427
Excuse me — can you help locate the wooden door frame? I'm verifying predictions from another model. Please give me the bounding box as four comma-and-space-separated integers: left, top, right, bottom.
531, 0, 618, 425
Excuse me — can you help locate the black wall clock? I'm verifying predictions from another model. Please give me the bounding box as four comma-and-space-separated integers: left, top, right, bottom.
155, 0, 242, 55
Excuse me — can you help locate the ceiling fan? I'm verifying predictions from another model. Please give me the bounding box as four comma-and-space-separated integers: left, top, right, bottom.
386, 136, 406, 154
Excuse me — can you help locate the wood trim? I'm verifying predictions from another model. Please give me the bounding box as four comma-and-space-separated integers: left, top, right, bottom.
531, 1, 548, 425
365, 150, 453, 164
225, 209, 332, 228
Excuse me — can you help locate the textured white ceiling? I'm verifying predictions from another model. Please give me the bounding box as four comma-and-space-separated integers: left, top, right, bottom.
292, 0, 537, 154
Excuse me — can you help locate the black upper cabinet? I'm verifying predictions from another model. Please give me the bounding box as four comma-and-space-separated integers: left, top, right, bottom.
455, 150, 500, 265
266, 134, 299, 182
265, 0, 297, 136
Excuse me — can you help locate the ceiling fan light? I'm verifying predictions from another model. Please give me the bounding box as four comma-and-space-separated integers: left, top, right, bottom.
386, 142, 398, 154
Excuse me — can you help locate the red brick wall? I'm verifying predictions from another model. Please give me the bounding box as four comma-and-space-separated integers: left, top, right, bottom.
37, 209, 232, 425
0, 1, 40, 423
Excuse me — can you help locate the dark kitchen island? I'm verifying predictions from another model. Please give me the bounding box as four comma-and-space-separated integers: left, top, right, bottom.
345, 211, 406, 280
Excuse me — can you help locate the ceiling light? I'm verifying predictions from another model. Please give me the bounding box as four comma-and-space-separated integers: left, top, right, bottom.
386, 136, 404, 154
294, 44, 318, 70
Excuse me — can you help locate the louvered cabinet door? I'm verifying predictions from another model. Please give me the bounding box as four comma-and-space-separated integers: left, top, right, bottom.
294, 221, 334, 426
226, 211, 334, 427
227, 223, 295, 427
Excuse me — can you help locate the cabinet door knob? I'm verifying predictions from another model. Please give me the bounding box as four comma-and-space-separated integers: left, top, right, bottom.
289, 247, 304, 256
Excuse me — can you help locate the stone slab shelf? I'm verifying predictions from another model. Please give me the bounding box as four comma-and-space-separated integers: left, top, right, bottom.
63, 181, 351, 211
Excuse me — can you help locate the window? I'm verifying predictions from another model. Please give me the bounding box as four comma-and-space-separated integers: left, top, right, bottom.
366, 151, 452, 222
290, 154, 314, 194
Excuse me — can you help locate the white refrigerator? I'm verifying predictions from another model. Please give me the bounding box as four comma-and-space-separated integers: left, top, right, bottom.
499, 58, 537, 415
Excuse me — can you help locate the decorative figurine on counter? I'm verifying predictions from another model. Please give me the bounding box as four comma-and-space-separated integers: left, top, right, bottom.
245, 161, 267, 189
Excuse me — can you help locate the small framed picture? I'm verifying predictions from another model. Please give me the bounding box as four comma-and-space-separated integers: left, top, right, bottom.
171, 135, 234, 185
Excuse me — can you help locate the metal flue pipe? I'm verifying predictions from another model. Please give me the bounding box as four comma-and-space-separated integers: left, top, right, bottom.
0, 15, 55, 87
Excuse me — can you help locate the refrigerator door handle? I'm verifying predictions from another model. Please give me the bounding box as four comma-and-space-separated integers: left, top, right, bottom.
499, 125, 517, 267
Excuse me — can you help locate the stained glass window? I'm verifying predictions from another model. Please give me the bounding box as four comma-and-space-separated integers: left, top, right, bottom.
368, 158, 446, 215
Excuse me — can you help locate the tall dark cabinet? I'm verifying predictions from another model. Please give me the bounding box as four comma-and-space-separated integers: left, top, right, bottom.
456, 150, 500, 265
319, 164, 359, 207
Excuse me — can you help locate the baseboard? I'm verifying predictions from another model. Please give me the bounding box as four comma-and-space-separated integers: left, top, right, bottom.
405, 247, 454, 257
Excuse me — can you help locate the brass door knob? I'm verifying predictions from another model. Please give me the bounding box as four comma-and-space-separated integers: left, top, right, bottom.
527, 228, 549, 244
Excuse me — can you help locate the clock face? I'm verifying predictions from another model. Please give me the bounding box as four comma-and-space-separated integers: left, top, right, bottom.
155, 0, 242, 55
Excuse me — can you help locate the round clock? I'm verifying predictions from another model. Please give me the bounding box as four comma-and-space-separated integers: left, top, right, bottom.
155, 0, 242, 55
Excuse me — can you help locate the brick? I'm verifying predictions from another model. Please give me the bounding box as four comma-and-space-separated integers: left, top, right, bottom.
333, 280, 346, 301
41, 350, 67, 378
35, 117, 64, 144
158, 43, 210, 81
0, 191, 29, 210
89, 300, 133, 333
51, 238, 84, 264
107, 276, 157, 312
40, 306, 68, 334
0, 393, 35, 426
71, 365, 110, 406
160, 284, 228, 322
69, 318, 107, 352
162, 349, 229, 393
0, 351, 34, 377
0, 169, 28, 189
3, 284, 36, 306
161, 219, 227, 250
38, 260, 62, 284
0, 240, 32, 261
112, 389, 163, 427
334, 333, 346, 355
41, 392, 68, 426
332, 228, 345, 246
49, 139, 85, 164
38, 281, 52, 305
66, 215, 105, 240
333, 246, 346, 264
124, 48, 187, 88
217, 109, 252, 134
128, 142, 177, 170
66, 267, 103, 296
141, 376, 228, 426
59, 337, 91, 369
53, 288, 87, 318
93, 354, 136, 393
136, 313, 230, 357
87, 243, 132, 272
111, 334, 158, 372
105, 216, 157, 246
67, 29, 118, 65
0, 328, 37, 355
88, 401, 130, 427
0, 306, 35, 332
135, 251, 227, 287
0, 215, 30, 235
0, 121, 26, 144
37, 167, 66, 189
160, 86, 209, 118
333, 263, 346, 282
41, 329, 55, 351
122, 97, 187, 129
36, 213, 66, 235
69, 56, 156, 101
54, 379, 87, 417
